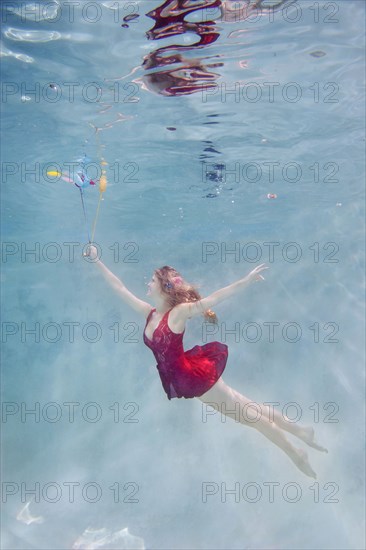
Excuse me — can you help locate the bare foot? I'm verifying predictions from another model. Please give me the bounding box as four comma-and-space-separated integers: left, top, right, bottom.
297, 426, 328, 453
291, 448, 317, 479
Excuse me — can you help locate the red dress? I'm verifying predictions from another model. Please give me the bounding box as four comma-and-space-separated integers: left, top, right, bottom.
143, 308, 228, 400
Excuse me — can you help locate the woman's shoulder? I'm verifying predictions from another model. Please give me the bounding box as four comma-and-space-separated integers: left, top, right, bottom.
167, 306, 187, 334
169, 302, 196, 323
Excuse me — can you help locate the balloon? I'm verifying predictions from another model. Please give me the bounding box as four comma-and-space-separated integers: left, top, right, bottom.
61, 175, 74, 183
46, 169, 94, 188
74, 171, 96, 189
99, 174, 107, 193
77, 155, 92, 164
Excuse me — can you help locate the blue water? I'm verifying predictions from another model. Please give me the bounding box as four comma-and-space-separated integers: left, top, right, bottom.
1, 1, 365, 549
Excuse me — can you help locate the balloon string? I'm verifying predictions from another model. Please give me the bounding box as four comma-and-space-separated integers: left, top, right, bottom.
79, 187, 91, 243
91, 193, 102, 243
90, 130, 107, 243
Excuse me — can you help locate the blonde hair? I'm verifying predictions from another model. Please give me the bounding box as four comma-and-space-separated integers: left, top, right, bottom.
154, 266, 217, 324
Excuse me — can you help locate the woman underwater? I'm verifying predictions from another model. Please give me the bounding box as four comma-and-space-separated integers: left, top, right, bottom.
86, 245, 327, 478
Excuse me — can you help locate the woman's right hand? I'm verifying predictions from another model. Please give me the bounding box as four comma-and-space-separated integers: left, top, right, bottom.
246, 263, 268, 283
83, 244, 99, 261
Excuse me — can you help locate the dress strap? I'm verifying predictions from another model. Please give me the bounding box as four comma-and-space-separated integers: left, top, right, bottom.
145, 308, 155, 323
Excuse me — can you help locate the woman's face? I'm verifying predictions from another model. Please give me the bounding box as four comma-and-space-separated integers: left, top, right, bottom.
146, 273, 162, 297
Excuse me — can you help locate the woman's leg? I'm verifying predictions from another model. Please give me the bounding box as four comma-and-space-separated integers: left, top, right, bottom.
197, 378, 318, 478
261, 403, 328, 452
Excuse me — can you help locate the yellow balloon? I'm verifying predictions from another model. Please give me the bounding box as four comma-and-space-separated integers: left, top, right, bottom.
99, 174, 107, 193
47, 171, 62, 177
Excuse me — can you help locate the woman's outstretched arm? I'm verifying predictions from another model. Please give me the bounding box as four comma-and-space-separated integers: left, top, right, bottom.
174, 264, 268, 321
86, 245, 151, 317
